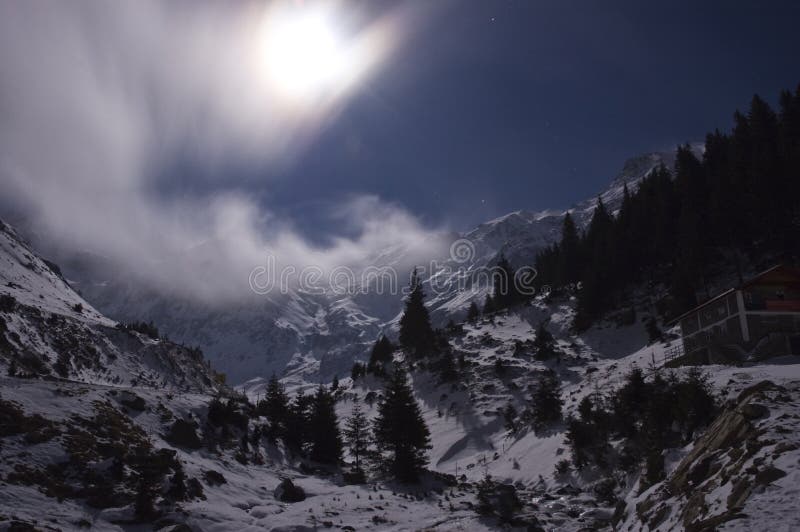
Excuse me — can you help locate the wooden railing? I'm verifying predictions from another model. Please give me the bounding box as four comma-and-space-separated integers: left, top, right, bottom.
651, 343, 685, 368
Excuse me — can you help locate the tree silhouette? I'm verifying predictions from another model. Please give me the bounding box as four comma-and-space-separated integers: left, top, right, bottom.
367, 336, 394, 376
399, 268, 435, 358
258, 374, 288, 439
344, 400, 370, 473
309, 385, 342, 464
373, 366, 431, 482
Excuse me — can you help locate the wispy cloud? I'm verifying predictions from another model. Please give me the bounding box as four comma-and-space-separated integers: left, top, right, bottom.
0, 1, 446, 302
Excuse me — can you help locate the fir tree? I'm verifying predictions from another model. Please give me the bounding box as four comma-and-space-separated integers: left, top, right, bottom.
284, 390, 312, 453
134, 472, 157, 522
532, 84, 800, 328
309, 385, 342, 464
398, 269, 435, 358
343, 400, 370, 473
645, 316, 662, 344
259, 374, 289, 439
611, 367, 648, 439
367, 336, 393, 375
492, 254, 524, 310
434, 349, 458, 383
351, 362, 365, 381
531, 370, 563, 429
373, 367, 431, 482
558, 212, 581, 285
167, 461, 188, 501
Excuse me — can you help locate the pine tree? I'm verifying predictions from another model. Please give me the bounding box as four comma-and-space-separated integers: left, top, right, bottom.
344, 400, 370, 473
675, 143, 708, 297
367, 336, 393, 375
558, 212, 581, 285
434, 349, 458, 383
373, 367, 431, 482
134, 472, 157, 521
612, 367, 648, 439
350, 362, 365, 381
531, 370, 563, 429
531, 84, 800, 330
259, 374, 289, 439
309, 385, 342, 464
466, 301, 480, 322
284, 390, 312, 453
573, 197, 614, 329
167, 461, 188, 501
492, 254, 524, 310
398, 268, 435, 358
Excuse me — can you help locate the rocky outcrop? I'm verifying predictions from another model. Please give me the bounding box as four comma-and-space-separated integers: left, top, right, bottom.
274, 478, 306, 503
620, 380, 799, 531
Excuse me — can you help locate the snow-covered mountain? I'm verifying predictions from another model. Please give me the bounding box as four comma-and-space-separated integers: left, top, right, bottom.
47, 147, 699, 384
0, 220, 220, 391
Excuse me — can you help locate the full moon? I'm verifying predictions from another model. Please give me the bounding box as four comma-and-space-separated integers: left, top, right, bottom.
261, 6, 349, 102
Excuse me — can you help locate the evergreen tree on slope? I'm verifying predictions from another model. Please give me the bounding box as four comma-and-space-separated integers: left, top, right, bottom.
309, 385, 343, 464
373, 366, 431, 482
367, 335, 394, 376
344, 400, 370, 474
399, 268, 435, 358
259, 374, 289, 439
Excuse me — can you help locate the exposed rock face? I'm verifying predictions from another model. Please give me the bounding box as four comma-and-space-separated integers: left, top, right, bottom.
620, 380, 800, 531
202, 469, 227, 486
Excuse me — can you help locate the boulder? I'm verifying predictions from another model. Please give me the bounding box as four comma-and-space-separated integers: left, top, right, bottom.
755, 466, 786, 485
274, 478, 306, 502
203, 469, 227, 486
118, 391, 146, 411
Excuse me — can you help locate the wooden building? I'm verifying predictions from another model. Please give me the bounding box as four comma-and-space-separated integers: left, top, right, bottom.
671, 265, 800, 364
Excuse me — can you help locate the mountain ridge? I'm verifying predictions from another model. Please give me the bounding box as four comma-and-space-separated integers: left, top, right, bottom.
20, 146, 697, 384
0, 220, 221, 391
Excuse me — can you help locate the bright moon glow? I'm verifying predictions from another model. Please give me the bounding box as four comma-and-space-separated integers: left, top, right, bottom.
261, 6, 351, 103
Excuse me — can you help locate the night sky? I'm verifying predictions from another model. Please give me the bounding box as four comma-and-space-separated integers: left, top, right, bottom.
255, 0, 800, 235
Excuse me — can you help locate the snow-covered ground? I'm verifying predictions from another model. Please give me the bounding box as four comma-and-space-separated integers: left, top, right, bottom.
0, 377, 493, 532
4, 293, 800, 530
238, 296, 800, 530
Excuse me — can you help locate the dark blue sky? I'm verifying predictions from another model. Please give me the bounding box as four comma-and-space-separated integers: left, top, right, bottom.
188, 0, 800, 236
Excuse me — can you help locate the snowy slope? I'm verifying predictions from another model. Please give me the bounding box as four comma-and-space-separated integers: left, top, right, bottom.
0, 376, 495, 532
305, 298, 799, 531
0, 220, 109, 325
0, 220, 220, 391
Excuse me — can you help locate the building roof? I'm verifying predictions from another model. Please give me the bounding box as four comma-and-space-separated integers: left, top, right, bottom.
666, 264, 800, 326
